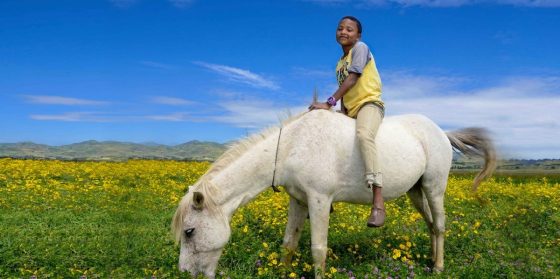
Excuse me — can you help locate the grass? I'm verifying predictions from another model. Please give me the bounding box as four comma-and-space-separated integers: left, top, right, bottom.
0, 159, 558, 278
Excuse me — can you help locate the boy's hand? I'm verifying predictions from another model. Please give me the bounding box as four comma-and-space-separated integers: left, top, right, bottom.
308, 102, 331, 110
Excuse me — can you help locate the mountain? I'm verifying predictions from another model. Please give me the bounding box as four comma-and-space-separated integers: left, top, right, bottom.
173, 140, 227, 161
0, 140, 227, 161
0, 142, 58, 158
2, 141, 558, 167
452, 155, 560, 171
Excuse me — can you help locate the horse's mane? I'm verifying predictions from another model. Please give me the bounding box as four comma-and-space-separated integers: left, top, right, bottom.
201, 126, 279, 180
201, 111, 309, 180
172, 112, 310, 242
200, 90, 322, 182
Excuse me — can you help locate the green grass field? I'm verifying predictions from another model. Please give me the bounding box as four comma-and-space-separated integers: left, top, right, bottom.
0, 159, 558, 278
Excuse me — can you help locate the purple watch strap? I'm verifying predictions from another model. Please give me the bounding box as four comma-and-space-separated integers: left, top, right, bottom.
327, 96, 337, 106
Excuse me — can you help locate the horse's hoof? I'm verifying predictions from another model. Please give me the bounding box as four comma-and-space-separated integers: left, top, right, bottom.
433, 266, 444, 273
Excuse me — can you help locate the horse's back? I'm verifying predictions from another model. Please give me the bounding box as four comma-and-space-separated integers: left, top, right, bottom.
283, 111, 452, 202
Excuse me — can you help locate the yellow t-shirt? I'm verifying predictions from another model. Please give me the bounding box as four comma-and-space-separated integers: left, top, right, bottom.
336, 42, 383, 118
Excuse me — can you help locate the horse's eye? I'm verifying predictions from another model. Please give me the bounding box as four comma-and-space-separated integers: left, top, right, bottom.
184, 228, 195, 238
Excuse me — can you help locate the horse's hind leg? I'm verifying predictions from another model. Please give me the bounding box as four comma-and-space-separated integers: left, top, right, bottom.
281, 196, 308, 266
422, 175, 447, 272
406, 181, 437, 262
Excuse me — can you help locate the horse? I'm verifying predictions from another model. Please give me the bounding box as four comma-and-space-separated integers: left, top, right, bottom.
171, 109, 496, 278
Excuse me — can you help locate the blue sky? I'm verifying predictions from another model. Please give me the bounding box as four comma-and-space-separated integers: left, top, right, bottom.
1, 0, 559, 159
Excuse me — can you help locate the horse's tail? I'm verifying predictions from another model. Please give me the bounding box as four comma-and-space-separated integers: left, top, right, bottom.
446, 128, 497, 191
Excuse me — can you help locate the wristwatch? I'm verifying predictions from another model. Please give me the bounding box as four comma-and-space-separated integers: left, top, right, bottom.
327, 96, 337, 107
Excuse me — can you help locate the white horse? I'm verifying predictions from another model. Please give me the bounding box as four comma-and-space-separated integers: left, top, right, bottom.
172, 109, 496, 278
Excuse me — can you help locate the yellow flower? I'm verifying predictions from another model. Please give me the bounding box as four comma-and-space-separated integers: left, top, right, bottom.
289, 272, 297, 278
392, 249, 401, 259
473, 220, 481, 229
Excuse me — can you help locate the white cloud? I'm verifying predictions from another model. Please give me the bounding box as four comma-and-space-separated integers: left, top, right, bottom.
382, 70, 466, 98
144, 113, 208, 122
143, 98, 305, 128
29, 111, 147, 122
291, 67, 334, 79
151, 96, 195, 106
211, 100, 306, 129
145, 113, 191, 122
183, 72, 559, 158
383, 73, 560, 159
30, 112, 106, 122
24, 95, 109, 106
195, 62, 280, 90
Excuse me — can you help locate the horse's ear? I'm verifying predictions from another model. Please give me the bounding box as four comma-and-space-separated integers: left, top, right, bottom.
193, 191, 204, 210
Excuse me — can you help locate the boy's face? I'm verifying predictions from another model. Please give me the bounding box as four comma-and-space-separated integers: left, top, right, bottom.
336, 19, 361, 47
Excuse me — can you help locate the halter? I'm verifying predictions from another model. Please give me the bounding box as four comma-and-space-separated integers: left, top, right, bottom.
270, 126, 282, 192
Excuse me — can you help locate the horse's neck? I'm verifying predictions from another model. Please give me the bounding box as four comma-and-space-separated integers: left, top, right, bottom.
210, 131, 279, 220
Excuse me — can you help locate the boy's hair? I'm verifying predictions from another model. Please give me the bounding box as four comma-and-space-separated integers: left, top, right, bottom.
341, 16, 362, 34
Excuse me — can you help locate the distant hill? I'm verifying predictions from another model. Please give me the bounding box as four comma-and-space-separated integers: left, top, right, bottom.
0, 140, 227, 161
1, 141, 559, 168
452, 155, 560, 171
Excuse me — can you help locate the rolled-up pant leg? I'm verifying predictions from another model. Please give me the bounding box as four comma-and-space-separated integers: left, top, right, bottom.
355, 104, 384, 187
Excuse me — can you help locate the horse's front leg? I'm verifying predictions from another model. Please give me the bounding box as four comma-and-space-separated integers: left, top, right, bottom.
307, 193, 332, 279
281, 196, 308, 266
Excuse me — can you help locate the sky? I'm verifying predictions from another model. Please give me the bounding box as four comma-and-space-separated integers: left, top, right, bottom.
1, 0, 559, 159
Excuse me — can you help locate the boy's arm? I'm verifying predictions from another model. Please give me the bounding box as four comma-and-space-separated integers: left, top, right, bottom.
308, 73, 359, 110
332, 72, 359, 101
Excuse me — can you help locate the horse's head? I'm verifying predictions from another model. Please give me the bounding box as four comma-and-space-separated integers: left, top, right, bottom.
172, 188, 231, 278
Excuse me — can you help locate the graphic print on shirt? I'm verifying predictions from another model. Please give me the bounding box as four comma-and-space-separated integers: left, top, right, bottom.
336, 60, 349, 86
